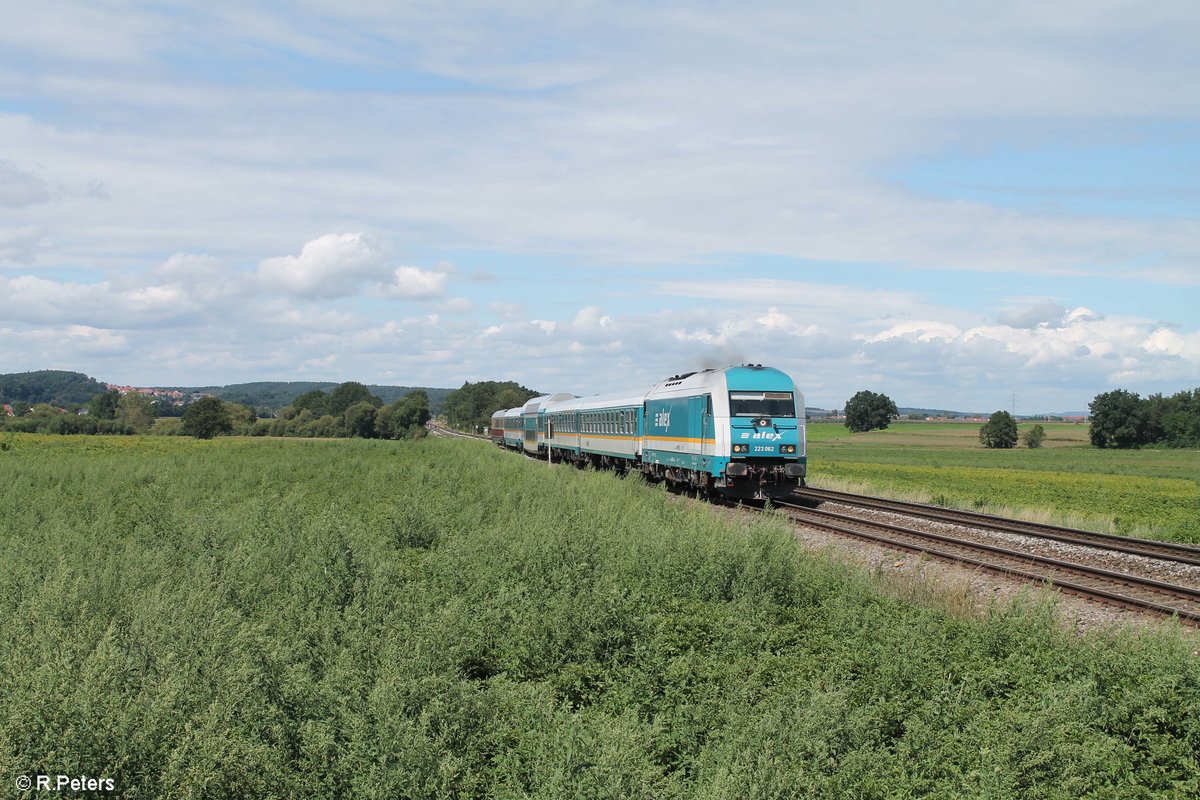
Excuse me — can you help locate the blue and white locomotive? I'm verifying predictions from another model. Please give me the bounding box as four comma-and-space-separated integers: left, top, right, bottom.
490, 364, 806, 500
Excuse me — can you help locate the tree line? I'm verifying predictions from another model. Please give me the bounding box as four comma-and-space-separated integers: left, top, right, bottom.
0, 381, 432, 440
0, 369, 107, 406
251, 382, 431, 440
440, 380, 540, 432
0, 390, 160, 435
1089, 388, 1200, 449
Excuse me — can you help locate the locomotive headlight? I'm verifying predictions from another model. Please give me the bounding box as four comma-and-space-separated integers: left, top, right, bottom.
732, 444, 749, 453
781, 444, 796, 454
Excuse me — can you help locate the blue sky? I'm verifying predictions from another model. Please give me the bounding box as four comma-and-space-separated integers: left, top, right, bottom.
1, 1, 1198, 412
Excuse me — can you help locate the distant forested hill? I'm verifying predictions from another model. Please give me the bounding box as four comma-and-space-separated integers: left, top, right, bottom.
0, 370, 107, 406
172, 381, 454, 413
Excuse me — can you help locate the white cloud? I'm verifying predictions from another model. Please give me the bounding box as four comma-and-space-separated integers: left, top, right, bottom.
1144, 327, 1200, 361
862, 321, 963, 344
372, 265, 448, 300
258, 233, 392, 298
65, 325, 128, 354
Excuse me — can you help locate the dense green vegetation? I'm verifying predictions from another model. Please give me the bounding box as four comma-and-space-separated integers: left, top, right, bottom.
1090, 388, 1200, 449
442, 380, 540, 432
260, 384, 431, 439
189, 381, 453, 415
979, 410, 1018, 448
0, 371, 454, 419
0, 370, 106, 406
842, 389, 898, 432
809, 422, 1200, 541
1, 434, 1197, 798
0, 381, 431, 441
0, 390, 162, 436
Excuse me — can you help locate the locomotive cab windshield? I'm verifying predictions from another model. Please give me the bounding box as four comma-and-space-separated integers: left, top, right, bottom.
728, 391, 795, 417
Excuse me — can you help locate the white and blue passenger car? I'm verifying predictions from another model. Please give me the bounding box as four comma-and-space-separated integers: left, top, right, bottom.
490, 365, 806, 500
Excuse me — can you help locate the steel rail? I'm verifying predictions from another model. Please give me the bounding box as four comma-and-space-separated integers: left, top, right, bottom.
775, 500, 1200, 623
793, 486, 1200, 567
427, 423, 488, 440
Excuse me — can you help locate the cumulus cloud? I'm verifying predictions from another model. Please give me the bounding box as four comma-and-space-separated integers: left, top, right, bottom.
372, 265, 448, 300
258, 233, 392, 298
847, 307, 1199, 405
65, 325, 128, 353
1144, 327, 1200, 361
0, 274, 201, 327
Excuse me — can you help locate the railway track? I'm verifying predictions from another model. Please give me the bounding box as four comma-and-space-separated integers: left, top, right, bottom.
793, 486, 1200, 567
426, 422, 488, 440
774, 495, 1200, 624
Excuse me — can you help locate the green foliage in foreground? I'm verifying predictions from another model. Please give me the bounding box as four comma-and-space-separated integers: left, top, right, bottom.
1, 435, 1198, 798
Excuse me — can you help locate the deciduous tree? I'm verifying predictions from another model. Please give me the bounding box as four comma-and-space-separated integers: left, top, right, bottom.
1020, 423, 1046, 449
329, 382, 382, 417
181, 396, 233, 439
343, 401, 378, 438
117, 391, 158, 433
979, 410, 1018, 448
1089, 389, 1149, 448
843, 390, 898, 433
88, 390, 120, 420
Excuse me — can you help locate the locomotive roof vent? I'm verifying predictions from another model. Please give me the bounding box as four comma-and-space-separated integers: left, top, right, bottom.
664, 371, 697, 385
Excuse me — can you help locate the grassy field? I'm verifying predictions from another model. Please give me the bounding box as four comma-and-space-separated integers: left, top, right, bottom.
1, 433, 1199, 798
807, 422, 1200, 542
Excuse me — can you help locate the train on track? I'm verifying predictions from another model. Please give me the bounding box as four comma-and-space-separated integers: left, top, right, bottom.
489, 365, 806, 500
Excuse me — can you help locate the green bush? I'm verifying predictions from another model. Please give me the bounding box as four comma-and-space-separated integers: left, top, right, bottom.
1, 436, 1197, 798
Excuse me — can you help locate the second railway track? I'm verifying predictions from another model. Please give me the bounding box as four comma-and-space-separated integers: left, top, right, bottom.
794, 486, 1200, 567
774, 494, 1200, 624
